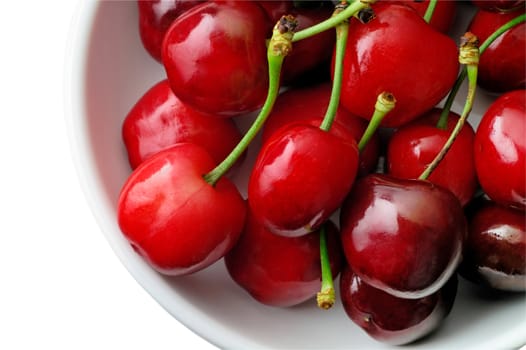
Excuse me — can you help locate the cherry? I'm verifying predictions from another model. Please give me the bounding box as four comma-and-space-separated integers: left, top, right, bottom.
339, 174, 465, 299
117, 143, 246, 276
474, 89, 526, 209
248, 123, 359, 237
252, 0, 293, 26
471, 0, 525, 12
122, 79, 242, 170
261, 83, 380, 175
280, 5, 335, 86
137, 0, 204, 62
383, 0, 457, 34
468, 8, 526, 93
224, 211, 343, 307
460, 198, 526, 292
338, 2, 459, 127
387, 108, 477, 206
162, 1, 269, 117
340, 265, 458, 345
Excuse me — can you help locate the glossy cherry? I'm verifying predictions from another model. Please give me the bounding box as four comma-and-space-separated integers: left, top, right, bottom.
387, 108, 478, 206
340, 174, 466, 298
262, 83, 380, 175
468, 8, 526, 93
137, 0, 204, 62
340, 265, 458, 345
471, 0, 525, 12
338, 2, 459, 127
122, 79, 242, 170
118, 143, 246, 276
460, 198, 526, 292
249, 123, 359, 237
474, 90, 526, 209
383, 0, 457, 34
225, 212, 343, 307
162, 1, 269, 117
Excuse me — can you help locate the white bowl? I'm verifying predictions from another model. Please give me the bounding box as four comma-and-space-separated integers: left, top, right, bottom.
65, 1, 526, 349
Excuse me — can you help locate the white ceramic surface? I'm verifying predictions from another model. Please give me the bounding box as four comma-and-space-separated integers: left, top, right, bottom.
65, 1, 526, 349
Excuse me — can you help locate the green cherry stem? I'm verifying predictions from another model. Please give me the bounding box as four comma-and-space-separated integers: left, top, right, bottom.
419, 33, 479, 181
357, 92, 396, 152
203, 16, 297, 186
317, 225, 335, 310
423, 0, 438, 24
319, 5, 349, 132
292, 0, 375, 43
436, 12, 525, 130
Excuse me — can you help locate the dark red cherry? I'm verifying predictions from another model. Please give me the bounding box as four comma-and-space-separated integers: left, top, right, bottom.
118, 143, 246, 276
338, 2, 459, 127
225, 212, 343, 307
468, 8, 526, 93
387, 108, 478, 206
471, 0, 525, 12
382, 0, 457, 33
137, 0, 204, 62
460, 199, 526, 292
262, 83, 380, 175
474, 90, 526, 209
122, 79, 242, 170
340, 174, 465, 298
280, 5, 335, 86
162, 1, 269, 117
251, 0, 293, 25
249, 124, 360, 237
340, 266, 458, 345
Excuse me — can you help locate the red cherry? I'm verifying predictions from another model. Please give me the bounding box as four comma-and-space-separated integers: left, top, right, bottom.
137, 0, 204, 62
340, 266, 458, 345
117, 143, 246, 276
162, 1, 269, 116
251, 0, 293, 25
471, 0, 525, 12
338, 2, 459, 127
460, 199, 526, 292
474, 90, 526, 209
122, 79, 242, 170
468, 8, 526, 93
225, 212, 343, 307
382, 0, 458, 34
249, 123, 359, 237
387, 108, 478, 206
340, 174, 465, 298
262, 83, 380, 175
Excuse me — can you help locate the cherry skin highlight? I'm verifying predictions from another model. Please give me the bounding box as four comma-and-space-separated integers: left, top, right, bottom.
338, 2, 459, 127
460, 199, 526, 292
122, 79, 242, 170
340, 266, 458, 345
162, 1, 269, 117
225, 212, 343, 307
118, 143, 246, 276
249, 123, 359, 237
387, 108, 478, 206
474, 90, 526, 209
339, 174, 466, 299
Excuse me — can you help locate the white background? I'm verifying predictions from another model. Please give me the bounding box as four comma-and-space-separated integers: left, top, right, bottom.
0, 1, 216, 349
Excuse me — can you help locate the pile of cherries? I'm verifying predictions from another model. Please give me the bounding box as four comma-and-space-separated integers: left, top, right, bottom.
117, 0, 525, 345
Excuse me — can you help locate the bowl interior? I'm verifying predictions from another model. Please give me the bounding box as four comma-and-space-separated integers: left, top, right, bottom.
67, 1, 526, 349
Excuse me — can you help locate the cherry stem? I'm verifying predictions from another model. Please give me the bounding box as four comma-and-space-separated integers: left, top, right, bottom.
317, 225, 335, 310
423, 0, 438, 24
292, 0, 375, 43
203, 16, 297, 186
436, 12, 525, 130
419, 33, 479, 181
319, 5, 349, 132
357, 92, 396, 152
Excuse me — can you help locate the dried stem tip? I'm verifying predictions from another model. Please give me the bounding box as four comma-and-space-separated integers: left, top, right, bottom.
459, 32, 480, 66
270, 15, 297, 57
